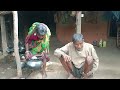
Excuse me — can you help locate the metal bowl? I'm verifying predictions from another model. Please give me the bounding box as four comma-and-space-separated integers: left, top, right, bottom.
21, 61, 26, 68
26, 59, 43, 69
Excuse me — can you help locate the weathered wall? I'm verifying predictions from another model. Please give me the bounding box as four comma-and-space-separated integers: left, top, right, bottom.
56, 11, 108, 45
81, 22, 108, 44
56, 22, 108, 44
56, 24, 76, 44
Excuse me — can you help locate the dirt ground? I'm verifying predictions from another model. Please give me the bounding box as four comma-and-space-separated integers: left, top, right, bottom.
0, 37, 120, 79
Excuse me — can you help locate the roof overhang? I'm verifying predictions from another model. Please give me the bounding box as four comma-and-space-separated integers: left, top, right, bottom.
0, 11, 12, 15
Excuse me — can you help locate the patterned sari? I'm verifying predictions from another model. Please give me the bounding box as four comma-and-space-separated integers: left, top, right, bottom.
25, 22, 51, 61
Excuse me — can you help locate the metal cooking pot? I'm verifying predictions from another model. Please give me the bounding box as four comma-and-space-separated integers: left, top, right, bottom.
26, 56, 43, 69
21, 61, 26, 68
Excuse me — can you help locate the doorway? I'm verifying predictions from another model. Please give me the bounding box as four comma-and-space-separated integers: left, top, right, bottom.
109, 18, 117, 37
18, 11, 56, 39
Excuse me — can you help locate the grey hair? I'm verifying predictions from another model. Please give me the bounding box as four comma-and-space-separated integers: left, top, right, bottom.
72, 33, 84, 43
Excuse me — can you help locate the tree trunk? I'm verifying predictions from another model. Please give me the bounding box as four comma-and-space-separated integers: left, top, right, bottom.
12, 11, 22, 77
0, 15, 8, 56
76, 11, 82, 34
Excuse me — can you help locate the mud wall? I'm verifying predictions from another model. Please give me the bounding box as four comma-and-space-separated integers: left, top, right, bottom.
56, 22, 108, 44
82, 22, 108, 44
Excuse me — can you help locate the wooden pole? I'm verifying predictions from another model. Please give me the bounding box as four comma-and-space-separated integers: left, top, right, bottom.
12, 11, 22, 77
0, 15, 8, 56
76, 11, 82, 34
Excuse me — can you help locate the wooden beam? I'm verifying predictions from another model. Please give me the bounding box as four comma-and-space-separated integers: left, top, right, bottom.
76, 11, 82, 34
0, 11, 12, 15
12, 11, 22, 77
0, 16, 8, 56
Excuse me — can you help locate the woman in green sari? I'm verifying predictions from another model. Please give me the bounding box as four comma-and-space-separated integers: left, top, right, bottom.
25, 22, 51, 78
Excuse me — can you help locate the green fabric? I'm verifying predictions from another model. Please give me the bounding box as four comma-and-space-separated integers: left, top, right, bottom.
31, 34, 50, 55
28, 22, 40, 35
28, 22, 50, 55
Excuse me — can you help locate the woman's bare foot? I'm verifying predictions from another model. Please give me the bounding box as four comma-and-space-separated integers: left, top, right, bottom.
42, 72, 47, 79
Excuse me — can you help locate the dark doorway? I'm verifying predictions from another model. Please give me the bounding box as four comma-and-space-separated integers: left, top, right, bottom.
109, 19, 117, 37
18, 11, 56, 39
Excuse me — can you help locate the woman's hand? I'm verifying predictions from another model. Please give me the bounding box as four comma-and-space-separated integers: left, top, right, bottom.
25, 51, 32, 59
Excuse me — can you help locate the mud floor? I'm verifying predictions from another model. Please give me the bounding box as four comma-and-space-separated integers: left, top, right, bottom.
0, 37, 120, 79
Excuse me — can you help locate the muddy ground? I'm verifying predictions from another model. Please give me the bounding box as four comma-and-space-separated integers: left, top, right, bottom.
0, 37, 120, 79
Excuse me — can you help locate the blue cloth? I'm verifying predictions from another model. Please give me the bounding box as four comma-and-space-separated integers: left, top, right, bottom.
112, 11, 120, 21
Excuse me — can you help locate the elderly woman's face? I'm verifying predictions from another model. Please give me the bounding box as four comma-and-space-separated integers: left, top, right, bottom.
73, 41, 83, 51
37, 34, 45, 40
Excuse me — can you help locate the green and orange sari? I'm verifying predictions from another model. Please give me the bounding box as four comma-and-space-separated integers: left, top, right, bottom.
25, 22, 51, 55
